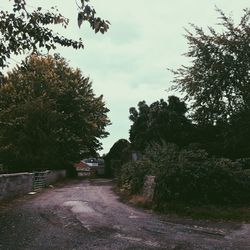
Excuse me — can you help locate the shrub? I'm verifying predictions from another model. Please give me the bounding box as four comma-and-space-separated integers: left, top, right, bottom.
118, 160, 153, 195
117, 142, 250, 207
154, 148, 250, 208
143, 142, 179, 174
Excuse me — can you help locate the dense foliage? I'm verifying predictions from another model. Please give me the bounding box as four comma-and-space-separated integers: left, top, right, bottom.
129, 96, 192, 151
0, 0, 110, 70
172, 8, 250, 158
118, 160, 153, 195
153, 146, 250, 207
118, 143, 250, 206
172, 8, 250, 125
104, 139, 131, 177
0, 54, 110, 172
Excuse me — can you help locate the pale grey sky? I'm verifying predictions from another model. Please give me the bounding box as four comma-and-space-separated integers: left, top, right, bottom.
3, 1, 250, 154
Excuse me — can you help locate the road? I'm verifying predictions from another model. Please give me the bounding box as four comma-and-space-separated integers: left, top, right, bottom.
0, 178, 250, 250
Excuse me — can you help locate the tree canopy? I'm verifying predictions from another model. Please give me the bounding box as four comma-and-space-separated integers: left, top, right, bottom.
0, 0, 110, 70
0, 54, 110, 172
104, 139, 131, 177
171, 8, 250, 158
172, 8, 250, 125
129, 96, 192, 151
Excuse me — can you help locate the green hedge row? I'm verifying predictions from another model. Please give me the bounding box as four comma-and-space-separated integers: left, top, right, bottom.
118, 143, 250, 206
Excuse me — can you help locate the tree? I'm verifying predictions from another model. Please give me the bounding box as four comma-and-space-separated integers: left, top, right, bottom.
223, 107, 250, 158
172, 8, 250, 158
104, 139, 131, 177
0, 0, 110, 70
172, 8, 250, 125
129, 96, 192, 151
129, 100, 149, 150
0, 54, 110, 172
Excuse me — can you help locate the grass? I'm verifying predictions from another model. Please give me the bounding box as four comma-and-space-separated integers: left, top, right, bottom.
157, 203, 250, 222
116, 188, 250, 222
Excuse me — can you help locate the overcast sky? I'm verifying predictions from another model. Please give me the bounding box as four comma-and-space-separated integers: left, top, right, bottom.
3, 1, 250, 154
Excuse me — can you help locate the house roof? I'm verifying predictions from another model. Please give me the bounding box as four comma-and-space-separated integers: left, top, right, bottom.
74, 161, 89, 169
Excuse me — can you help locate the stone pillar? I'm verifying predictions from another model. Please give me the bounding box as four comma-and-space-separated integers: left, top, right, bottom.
143, 175, 156, 202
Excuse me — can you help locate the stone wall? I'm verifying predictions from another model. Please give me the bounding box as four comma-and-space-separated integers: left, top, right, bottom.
0, 170, 66, 201
0, 173, 34, 200
143, 175, 156, 202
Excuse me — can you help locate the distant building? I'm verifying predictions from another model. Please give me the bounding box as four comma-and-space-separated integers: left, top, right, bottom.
74, 158, 105, 176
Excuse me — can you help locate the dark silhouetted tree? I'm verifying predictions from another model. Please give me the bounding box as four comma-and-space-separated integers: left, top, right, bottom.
129, 96, 192, 151
104, 139, 131, 177
172, 8, 250, 158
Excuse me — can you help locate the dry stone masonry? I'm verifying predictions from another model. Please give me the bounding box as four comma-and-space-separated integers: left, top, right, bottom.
143, 175, 156, 202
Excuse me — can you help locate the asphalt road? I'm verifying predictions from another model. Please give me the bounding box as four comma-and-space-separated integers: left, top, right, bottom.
0, 178, 250, 250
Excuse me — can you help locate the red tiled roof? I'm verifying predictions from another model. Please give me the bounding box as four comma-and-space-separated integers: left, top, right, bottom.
74, 161, 89, 169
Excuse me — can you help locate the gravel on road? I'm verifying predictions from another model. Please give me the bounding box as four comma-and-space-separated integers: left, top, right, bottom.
0, 178, 250, 250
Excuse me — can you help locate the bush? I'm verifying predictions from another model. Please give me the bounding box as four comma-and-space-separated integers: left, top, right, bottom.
143, 142, 179, 174
153, 147, 250, 208
117, 143, 250, 207
118, 160, 153, 195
